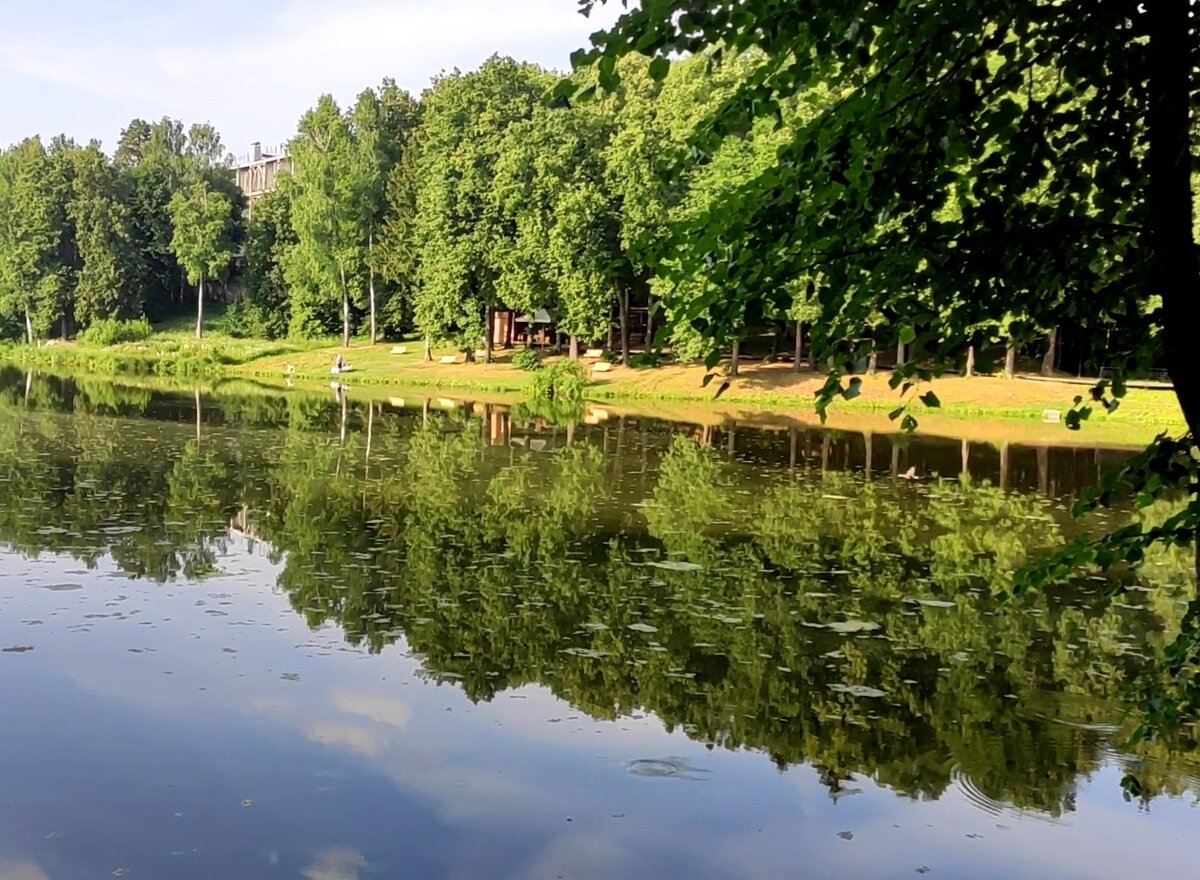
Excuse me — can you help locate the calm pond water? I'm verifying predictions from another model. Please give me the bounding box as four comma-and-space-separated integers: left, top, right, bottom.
0, 368, 1197, 880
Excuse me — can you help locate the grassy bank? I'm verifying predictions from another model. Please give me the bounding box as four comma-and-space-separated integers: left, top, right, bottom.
1, 320, 1186, 445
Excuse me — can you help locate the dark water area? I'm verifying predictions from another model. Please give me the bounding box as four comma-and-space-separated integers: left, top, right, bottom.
0, 369, 1196, 879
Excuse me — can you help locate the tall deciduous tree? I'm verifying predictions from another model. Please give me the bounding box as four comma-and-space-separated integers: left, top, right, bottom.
169, 178, 234, 338
414, 56, 552, 361
287, 95, 363, 347
0, 137, 71, 342
494, 95, 621, 358
69, 143, 145, 326
242, 185, 296, 340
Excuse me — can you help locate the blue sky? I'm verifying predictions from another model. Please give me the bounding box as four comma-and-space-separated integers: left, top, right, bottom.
0, 0, 619, 161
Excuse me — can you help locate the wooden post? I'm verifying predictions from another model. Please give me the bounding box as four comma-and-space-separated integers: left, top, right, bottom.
484, 304, 494, 364
896, 338, 906, 368
793, 321, 803, 373
730, 337, 741, 377
1004, 338, 1017, 378
965, 344, 975, 377
618, 286, 631, 367
646, 293, 656, 351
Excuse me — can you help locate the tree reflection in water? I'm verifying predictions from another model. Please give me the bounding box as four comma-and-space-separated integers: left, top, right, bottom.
0, 367, 1196, 816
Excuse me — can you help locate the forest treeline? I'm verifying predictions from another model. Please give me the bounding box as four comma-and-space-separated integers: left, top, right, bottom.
0, 52, 1116, 374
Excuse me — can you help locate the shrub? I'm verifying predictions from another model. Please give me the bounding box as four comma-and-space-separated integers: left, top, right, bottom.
512, 347, 542, 371
528, 359, 588, 403
220, 302, 256, 339
79, 317, 154, 347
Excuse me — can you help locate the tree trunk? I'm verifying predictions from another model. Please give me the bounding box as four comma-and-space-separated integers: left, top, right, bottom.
482, 304, 493, 364
730, 337, 741, 377
646, 292, 656, 350
569, 335, 580, 360
339, 263, 350, 348
1041, 327, 1057, 377
61, 314, 68, 340
896, 339, 906, 367
965, 344, 976, 377
793, 320, 803, 373
864, 430, 874, 480
1148, 0, 1200, 441
368, 232, 377, 345
1004, 338, 1017, 378
194, 388, 202, 445
999, 441, 1010, 492
618, 286, 631, 366
24, 308, 33, 345
961, 438, 970, 477
423, 333, 432, 362
195, 276, 204, 339
867, 350, 878, 375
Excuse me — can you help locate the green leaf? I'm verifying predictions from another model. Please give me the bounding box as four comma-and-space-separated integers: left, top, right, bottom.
919, 391, 941, 408
899, 325, 916, 344
649, 57, 671, 82
900, 414, 919, 432
888, 406, 906, 420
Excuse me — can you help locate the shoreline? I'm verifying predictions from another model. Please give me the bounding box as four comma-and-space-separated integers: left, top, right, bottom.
1, 339, 1185, 447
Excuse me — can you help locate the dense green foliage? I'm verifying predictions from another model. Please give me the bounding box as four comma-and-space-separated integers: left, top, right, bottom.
570, 0, 1200, 733
0, 122, 240, 341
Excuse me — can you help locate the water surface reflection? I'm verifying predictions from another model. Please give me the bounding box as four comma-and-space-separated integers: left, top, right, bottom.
0, 370, 1196, 879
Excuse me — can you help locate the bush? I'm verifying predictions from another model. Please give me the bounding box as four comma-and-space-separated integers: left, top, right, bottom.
79, 317, 154, 347
220, 302, 256, 339
512, 347, 542, 371
528, 359, 588, 403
